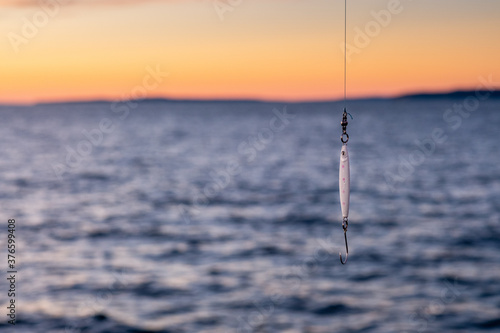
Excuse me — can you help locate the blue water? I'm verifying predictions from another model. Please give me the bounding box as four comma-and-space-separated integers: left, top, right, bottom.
0, 98, 499, 333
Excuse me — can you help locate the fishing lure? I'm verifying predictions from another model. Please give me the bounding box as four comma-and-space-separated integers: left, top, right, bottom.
339, 110, 350, 264
339, 0, 351, 265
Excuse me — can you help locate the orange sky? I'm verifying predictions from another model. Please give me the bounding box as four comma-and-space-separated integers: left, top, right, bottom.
0, 0, 499, 104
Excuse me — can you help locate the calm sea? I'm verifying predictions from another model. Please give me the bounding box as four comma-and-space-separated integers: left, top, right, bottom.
0, 97, 499, 332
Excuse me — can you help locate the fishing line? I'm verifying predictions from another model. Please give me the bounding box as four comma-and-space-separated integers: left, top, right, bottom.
344, 0, 347, 107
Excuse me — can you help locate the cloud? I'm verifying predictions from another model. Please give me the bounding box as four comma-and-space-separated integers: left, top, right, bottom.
1, 0, 202, 8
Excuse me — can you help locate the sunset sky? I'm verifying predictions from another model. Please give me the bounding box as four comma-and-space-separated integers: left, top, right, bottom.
0, 0, 499, 104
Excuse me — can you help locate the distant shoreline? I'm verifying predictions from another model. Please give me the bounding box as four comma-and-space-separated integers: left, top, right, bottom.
1, 90, 499, 107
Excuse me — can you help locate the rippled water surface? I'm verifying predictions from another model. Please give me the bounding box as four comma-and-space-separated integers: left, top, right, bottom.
0, 98, 499, 333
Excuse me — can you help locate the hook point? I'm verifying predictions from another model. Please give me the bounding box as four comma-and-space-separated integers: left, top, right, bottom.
339, 251, 348, 265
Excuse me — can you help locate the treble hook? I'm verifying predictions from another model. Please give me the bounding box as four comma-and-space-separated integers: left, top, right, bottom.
339, 218, 349, 264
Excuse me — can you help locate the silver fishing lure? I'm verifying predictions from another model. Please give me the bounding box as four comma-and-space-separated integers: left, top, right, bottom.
339, 109, 350, 264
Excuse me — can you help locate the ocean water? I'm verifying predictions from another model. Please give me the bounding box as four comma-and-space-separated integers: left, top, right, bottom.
0, 98, 499, 333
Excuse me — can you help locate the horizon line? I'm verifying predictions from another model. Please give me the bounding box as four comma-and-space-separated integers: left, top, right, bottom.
1, 88, 499, 107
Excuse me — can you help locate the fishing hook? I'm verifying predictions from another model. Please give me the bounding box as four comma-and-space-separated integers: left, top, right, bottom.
339, 217, 349, 264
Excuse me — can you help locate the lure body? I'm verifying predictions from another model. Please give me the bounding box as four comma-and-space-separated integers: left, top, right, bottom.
339, 144, 350, 219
